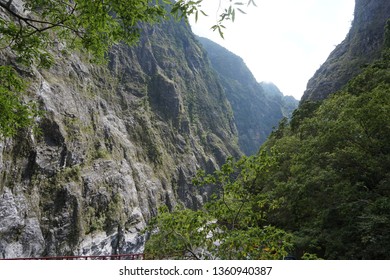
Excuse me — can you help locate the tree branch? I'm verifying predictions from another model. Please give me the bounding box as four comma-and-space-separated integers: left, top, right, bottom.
0, 1, 80, 35
231, 198, 246, 230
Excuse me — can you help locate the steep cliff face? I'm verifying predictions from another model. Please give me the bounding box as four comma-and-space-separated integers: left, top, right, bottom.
0, 19, 242, 258
198, 37, 298, 155
302, 0, 390, 101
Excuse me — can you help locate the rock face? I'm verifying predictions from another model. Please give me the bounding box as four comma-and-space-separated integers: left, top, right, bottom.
302, 0, 390, 101
198, 37, 298, 155
0, 19, 242, 258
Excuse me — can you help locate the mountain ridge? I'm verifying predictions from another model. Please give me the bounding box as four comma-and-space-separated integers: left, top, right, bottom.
198, 36, 298, 155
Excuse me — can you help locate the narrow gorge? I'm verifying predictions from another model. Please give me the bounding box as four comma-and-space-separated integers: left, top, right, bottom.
1, 0, 388, 260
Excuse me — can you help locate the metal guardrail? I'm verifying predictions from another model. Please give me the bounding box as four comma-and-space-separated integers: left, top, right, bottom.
0, 253, 145, 260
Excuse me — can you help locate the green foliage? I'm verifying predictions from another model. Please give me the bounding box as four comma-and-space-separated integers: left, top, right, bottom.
209, 0, 257, 38
0, 66, 38, 138
0, 0, 167, 65
289, 100, 321, 133
0, 17, 54, 67
57, 166, 82, 183
84, 206, 106, 234
106, 193, 126, 229
301, 253, 323, 260
144, 205, 216, 259
168, 0, 257, 39
144, 155, 293, 260
145, 203, 293, 260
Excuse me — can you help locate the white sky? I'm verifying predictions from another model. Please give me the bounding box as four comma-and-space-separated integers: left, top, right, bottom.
189, 0, 355, 100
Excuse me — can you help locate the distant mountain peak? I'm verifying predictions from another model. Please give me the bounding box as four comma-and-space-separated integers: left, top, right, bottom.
198, 37, 298, 155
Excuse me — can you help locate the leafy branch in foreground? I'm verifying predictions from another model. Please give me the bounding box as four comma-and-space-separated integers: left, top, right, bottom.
211, 0, 257, 39
144, 155, 293, 260
0, 0, 167, 65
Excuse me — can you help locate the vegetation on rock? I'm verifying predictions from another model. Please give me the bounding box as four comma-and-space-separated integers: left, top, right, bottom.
0, 66, 34, 137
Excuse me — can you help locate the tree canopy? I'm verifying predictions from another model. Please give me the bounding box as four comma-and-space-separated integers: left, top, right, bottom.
144, 155, 294, 260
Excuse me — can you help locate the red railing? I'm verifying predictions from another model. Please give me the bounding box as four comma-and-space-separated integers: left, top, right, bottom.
1, 253, 145, 260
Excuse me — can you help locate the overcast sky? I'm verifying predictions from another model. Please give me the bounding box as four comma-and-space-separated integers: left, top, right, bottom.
189, 0, 355, 100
